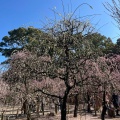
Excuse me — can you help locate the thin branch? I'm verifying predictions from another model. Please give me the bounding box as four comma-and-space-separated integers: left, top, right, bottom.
34, 89, 62, 99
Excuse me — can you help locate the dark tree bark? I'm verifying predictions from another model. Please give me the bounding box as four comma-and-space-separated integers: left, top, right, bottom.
55, 104, 58, 114
61, 94, 67, 120
41, 102, 44, 116
74, 94, 79, 117
61, 87, 71, 120
87, 92, 91, 113
67, 104, 70, 114
101, 90, 107, 120
27, 111, 31, 120
22, 99, 28, 114
21, 99, 31, 120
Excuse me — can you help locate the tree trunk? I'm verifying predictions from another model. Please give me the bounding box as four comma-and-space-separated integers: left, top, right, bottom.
22, 99, 31, 120
1, 110, 5, 120
27, 111, 31, 120
101, 106, 106, 120
61, 94, 68, 120
22, 100, 28, 114
41, 102, 44, 116
87, 93, 91, 113
16, 109, 19, 118
60, 85, 72, 120
74, 94, 79, 117
101, 90, 106, 120
67, 104, 70, 114
36, 102, 40, 117
94, 93, 97, 116
55, 104, 58, 114
27, 101, 31, 120
87, 103, 91, 113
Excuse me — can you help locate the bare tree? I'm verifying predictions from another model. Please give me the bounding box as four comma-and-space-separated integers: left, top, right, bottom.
104, 0, 120, 28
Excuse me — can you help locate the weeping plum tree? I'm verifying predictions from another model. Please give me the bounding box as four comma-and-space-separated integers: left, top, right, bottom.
2, 51, 41, 120
99, 54, 120, 120
84, 54, 120, 120
0, 79, 9, 102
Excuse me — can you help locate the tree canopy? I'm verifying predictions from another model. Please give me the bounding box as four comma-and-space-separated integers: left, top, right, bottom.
0, 27, 46, 57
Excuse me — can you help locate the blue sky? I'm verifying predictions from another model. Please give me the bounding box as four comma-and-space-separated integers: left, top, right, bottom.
0, 0, 120, 63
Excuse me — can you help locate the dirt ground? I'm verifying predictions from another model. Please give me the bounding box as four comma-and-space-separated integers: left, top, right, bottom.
67, 114, 120, 120
16, 112, 120, 120
35, 114, 120, 120
1, 105, 120, 120
14, 113, 120, 120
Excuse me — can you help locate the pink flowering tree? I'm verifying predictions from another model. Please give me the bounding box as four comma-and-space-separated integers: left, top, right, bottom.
97, 55, 120, 120
2, 50, 38, 119
0, 79, 9, 103
81, 54, 120, 120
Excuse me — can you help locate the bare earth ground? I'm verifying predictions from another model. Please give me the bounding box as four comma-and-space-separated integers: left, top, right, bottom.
15, 114, 120, 120
1, 112, 120, 120
27, 113, 120, 120
0, 105, 120, 120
